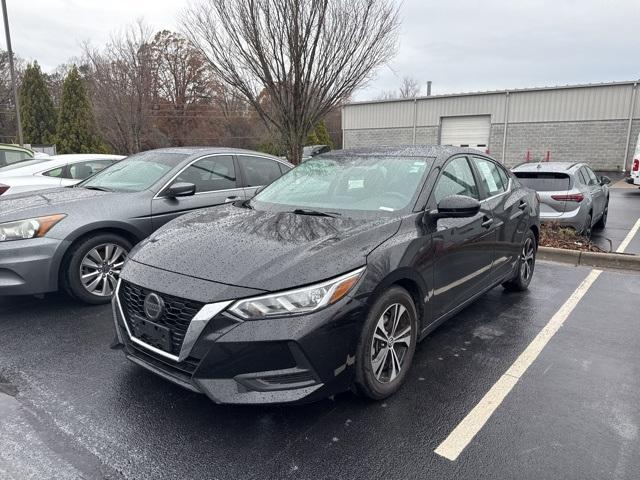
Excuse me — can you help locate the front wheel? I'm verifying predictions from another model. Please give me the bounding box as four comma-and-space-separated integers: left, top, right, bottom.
594, 201, 608, 230
503, 230, 537, 292
355, 286, 418, 400
62, 233, 132, 304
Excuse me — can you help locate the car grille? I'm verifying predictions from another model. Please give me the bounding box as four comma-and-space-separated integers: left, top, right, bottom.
119, 281, 204, 355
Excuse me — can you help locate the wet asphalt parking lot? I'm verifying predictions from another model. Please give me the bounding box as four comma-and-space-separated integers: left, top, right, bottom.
1, 184, 639, 480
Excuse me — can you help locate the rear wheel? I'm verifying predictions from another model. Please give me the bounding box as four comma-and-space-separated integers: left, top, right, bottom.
594, 201, 608, 230
355, 287, 418, 400
581, 213, 593, 239
62, 233, 131, 304
503, 230, 537, 292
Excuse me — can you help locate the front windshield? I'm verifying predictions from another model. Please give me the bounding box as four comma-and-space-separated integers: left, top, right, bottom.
0, 158, 48, 172
79, 152, 188, 192
253, 156, 433, 214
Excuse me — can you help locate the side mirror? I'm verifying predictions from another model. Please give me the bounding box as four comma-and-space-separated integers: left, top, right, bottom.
166, 182, 196, 198
600, 176, 611, 185
430, 194, 481, 219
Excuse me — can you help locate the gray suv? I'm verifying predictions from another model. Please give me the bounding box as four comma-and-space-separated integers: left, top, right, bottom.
511, 162, 610, 237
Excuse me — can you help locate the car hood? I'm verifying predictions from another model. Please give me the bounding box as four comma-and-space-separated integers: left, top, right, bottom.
130, 204, 402, 292
0, 187, 112, 219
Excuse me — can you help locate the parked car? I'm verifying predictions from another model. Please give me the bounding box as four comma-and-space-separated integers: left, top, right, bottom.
626, 133, 640, 188
0, 143, 34, 168
0, 154, 124, 197
511, 162, 610, 238
302, 144, 331, 162
112, 146, 540, 404
0, 148, 292, 303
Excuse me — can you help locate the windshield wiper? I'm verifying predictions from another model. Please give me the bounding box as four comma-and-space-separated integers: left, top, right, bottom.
290, 208, 341, 218
82, 185, 113, 192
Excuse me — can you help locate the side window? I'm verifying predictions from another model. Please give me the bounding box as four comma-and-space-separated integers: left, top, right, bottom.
238, 156, 282, 187
43, 167, 64, 178
473, 157, 507, 197
577, 168, 589, 185
278, 163, 292, 175
67, 160, 115, 180
433, 156, 479, 204
496, 165, 510, 189
584, 167, 598, 186
174, 155, 236, 193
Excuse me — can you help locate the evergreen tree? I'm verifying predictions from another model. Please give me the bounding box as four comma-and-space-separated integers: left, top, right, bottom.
305, 120, 333, 148
56, 66, 107, 153
19, 62, 57, 144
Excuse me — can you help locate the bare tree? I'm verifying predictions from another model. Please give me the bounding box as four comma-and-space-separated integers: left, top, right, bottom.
84, 21, 156, 154
399, 76, 420, 98
182, 0, 400, 164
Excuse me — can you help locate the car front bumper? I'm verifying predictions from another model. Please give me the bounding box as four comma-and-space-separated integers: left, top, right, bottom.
112, 279, 370, 405
0, 237, 68, 296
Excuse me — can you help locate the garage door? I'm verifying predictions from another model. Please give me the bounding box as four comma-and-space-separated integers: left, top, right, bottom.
440, 116, 490, 149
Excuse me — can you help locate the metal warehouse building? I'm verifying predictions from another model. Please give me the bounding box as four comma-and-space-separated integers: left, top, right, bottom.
342, 81, 640, 172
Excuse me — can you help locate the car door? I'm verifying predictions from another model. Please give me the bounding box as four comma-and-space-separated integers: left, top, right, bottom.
430, 156, 496, 319
471, 156, 526, 282
583, 166, 605, 220
236, 155, 287, 198
151, 154, 246, 229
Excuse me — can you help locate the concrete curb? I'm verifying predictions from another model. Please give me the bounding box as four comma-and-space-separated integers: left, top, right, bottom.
538, 246, 640, 272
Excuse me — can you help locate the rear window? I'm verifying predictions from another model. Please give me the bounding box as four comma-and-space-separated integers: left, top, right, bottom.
513, 172, 571, 191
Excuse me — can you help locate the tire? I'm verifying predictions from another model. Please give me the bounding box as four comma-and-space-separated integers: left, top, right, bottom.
502, 230, 537, 292
355, 286, 418, 400
62, 233, 132, 305
594, 201, 608, 230
581, 213, 593, 239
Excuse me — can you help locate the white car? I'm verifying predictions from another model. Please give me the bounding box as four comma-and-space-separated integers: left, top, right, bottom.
0, 154, 124, 197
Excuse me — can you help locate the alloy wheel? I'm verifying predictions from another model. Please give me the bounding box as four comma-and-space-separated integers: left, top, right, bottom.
79, 243, 127, 296
370, 303, 412, 383
520, 237, 535, 282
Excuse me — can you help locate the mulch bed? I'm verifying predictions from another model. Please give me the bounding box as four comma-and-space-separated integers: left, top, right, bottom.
539, 222, 605, 253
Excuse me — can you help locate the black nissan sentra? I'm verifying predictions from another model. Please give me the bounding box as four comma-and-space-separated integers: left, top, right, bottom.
112, 146, 540, 404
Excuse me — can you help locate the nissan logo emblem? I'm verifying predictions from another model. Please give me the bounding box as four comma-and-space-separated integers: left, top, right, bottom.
143, 293, 164, 321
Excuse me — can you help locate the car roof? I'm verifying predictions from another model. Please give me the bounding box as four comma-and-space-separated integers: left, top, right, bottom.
0, 143, 34, 155
512, 162, 582, 172
47, 154, 125, 161
321, 145, 491, 161
150, 147, 293, 166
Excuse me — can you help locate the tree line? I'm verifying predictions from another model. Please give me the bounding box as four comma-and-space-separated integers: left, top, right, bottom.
1, 0, 400, 163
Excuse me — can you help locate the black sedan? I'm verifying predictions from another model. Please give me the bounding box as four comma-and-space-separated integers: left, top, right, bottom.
0, 148, 292, 303
112, 146, 540, 403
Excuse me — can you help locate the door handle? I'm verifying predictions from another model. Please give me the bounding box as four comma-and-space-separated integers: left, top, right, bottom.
225, 196, 238, 203
481, 216, 494, 228
518, 200, 528, 210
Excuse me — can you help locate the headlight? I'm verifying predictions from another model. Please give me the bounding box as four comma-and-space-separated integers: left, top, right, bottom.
0, 214, 66, 242
228, 267, 365, 319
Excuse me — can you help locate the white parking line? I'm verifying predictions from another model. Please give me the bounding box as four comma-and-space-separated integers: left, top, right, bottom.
616, 218, 640, 253
434, 218, 640, 461
434, 269, 602, 461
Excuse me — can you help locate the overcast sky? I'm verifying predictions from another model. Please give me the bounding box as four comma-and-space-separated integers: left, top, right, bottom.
3, 0, 639, 100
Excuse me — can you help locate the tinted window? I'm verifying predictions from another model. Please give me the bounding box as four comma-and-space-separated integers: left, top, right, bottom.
513, 172, 571, 191
584, 167, 599, 186
433, 156, 479, 204
239, 156, 282, 186
473, 157, 507, 197
174, 155, 236, 193
67, 160, 116, 180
